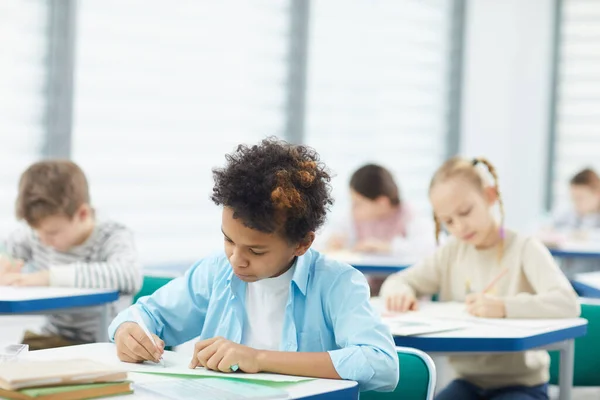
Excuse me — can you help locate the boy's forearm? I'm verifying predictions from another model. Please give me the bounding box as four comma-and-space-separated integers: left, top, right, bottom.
257, 350, 341, 380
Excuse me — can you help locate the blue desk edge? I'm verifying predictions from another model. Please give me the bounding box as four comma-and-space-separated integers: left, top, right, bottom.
394, 322, 588, 352
0, 290, 119, 313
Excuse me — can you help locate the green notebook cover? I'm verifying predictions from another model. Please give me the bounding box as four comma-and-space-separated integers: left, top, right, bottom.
5, 381, 133, 400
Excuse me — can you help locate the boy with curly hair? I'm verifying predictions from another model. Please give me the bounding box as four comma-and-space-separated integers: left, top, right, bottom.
109, 138, 398, 392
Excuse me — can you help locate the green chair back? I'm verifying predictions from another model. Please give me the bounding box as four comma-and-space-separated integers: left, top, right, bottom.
133, 275, 174, 304
549, 302, 600, 386
360, 346, 436, 400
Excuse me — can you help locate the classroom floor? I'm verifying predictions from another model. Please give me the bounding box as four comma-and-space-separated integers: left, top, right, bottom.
1, 316, 599, 399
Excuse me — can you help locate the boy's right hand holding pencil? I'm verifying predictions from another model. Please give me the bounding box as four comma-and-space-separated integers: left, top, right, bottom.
114, 321, 165, 364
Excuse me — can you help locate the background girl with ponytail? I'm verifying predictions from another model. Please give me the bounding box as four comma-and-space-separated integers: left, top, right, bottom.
380, 157, 579, 400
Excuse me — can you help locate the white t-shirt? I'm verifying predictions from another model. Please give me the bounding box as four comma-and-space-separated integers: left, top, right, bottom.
242, 264, 296, 351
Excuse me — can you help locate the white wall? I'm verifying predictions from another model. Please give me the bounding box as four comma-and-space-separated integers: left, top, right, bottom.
460, 0, 555, 231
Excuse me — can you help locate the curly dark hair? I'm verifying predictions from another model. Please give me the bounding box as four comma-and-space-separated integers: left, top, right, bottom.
211, 138, 333, 243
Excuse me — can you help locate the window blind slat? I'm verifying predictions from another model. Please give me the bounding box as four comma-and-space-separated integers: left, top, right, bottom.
552, 0, 600, 207
305, 0, 454, 220
0, 0, 47, 233
72, 1, 289, 263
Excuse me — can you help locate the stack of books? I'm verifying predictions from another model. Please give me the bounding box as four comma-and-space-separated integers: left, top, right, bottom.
0, 359, 132, 400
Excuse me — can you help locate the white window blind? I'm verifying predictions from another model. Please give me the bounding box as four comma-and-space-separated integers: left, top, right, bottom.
0, 0, 47, 234
552, 0, 600, 206
305, 0, 455, 219
72, 0, 289, 264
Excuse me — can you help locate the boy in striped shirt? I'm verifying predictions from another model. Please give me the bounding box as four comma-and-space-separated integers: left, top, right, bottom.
0, 160, 142, 349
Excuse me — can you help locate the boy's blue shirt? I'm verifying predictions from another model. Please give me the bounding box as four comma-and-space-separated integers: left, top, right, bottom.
109, 248, 399, 392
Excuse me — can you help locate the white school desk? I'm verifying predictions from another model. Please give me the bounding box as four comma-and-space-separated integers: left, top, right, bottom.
572, 271, 600, 298
25, 343, 359, 399
376, 301, 587, 400
548, 241, 600, 260
0, 287, 119, 342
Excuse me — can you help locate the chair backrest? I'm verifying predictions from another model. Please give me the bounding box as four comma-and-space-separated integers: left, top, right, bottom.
133, 275, 174, 304
549, 302, 600, 386
360, 346, 436, 400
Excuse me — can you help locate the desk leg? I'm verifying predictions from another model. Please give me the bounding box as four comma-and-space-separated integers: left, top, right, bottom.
98, 304, 109, 342
558, 339, 575, 400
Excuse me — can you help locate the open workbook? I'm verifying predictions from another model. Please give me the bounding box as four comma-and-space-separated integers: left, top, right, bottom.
380, 301, 577, 335
382, 314, 467, 336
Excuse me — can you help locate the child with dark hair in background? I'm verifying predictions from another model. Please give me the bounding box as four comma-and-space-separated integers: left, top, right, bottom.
542, 168, 600, 277
325, 164, 434, 295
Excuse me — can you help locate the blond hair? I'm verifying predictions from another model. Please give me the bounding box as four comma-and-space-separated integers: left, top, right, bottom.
16, 160, 90, 227
429, 157, 505, 259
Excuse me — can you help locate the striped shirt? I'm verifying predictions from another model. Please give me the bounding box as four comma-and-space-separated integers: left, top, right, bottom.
4, 220, 142, 343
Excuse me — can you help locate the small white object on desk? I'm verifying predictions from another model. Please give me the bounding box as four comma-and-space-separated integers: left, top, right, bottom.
0, 344, 28, 363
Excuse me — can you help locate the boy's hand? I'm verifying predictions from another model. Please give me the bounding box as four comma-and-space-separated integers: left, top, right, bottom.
384, 293, 419, 313
0, 257, 24, 275
190, 337, 260, 373
0, 271, 49, 286
115, 322, 164, 363
465, 293, 506, 318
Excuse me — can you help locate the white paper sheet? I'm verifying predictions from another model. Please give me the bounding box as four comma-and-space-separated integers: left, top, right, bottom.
116, 350, 311, 383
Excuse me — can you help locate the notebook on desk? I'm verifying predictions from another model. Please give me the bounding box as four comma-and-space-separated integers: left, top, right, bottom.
383, 314, 467, 336
0, 381, 132, 400
135, 377, 288, 400
384, 302, 576, 333
0, 359, 127, 391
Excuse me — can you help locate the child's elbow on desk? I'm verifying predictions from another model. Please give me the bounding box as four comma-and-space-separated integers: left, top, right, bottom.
565, 292, 582, 318
550, 287, 582, 318
503, 290, 581, 319
331, 345, 399, 393
364, 347, 400, 393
